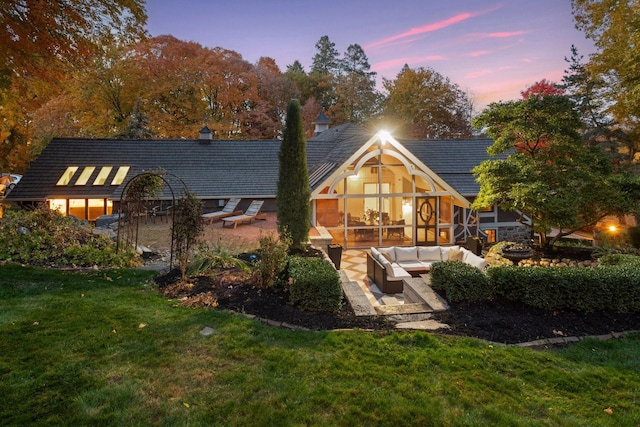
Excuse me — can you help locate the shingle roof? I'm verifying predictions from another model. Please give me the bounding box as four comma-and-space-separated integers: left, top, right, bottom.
7, 126, 500, 202
7, 138, 282, 201
402, 138, 497, 195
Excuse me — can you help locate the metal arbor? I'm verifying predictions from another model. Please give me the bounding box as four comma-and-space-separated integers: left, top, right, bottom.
116, 172, 188, 269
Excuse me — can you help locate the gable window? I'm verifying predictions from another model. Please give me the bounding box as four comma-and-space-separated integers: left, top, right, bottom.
56, 167, 78, 186
74, 167, 96, 185
111, 166, 130, 185
93, 166, 113, 185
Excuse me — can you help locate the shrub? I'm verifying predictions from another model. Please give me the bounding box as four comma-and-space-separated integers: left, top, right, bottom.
488, 265, 640, 312
430, 261, 491, 303
186, 241, 250, 277
0, 207, 137, 268
483, 241, 515, 267
288, 256, 342, 313
172, 191, 204, 278
251, 231, 291, 288
598, 253, 640, 267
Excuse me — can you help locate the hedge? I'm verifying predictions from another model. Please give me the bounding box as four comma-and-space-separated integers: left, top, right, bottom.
430, 261, 491, 303
288, 256, 343, 313
429, 257, 640, 313
488, 266, 640, 313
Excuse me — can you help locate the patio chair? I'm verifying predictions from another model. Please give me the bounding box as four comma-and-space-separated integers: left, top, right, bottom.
222, 200, 264, 228
200, 198, 242, 224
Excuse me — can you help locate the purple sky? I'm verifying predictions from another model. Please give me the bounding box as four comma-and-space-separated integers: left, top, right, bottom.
145, 0, 595, 109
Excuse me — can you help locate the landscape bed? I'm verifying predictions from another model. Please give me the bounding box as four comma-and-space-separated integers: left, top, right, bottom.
156, 267, 640, 344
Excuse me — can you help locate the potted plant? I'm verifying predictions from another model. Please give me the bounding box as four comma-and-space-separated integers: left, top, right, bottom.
364, 209, 379, 225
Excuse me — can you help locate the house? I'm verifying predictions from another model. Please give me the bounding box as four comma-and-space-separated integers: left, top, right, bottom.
5, 121, 529, 249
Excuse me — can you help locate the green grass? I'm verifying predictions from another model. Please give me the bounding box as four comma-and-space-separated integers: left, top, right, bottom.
1, 264, 639, 426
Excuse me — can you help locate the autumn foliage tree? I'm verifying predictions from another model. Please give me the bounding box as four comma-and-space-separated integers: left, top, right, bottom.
383, 66, 473, 139
472, 95, 640, 248
520, 79, 564, 99
0, 1, 147, 171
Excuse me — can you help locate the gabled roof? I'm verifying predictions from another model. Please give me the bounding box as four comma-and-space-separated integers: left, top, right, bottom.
306, 124, 497, 196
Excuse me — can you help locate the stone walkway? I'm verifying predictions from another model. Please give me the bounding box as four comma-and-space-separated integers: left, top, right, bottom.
339, 249, 450, 331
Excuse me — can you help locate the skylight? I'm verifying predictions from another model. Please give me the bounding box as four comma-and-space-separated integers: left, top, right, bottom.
74, 167, 96, 185
93, 166, 113, 185
56, 167, 79, 186
111, 166, 130, 185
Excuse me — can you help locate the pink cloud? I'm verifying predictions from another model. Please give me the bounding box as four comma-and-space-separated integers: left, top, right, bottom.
366, 12, 477, 49
487, 30, 529, 38
468, 50, 490, 57
467, 69, 494, 79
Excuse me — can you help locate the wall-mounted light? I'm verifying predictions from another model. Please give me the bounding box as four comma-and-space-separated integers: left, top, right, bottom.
377, 130, 391, 145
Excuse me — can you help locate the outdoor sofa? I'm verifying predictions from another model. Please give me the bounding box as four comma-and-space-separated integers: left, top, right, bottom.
367, 245, 489, 294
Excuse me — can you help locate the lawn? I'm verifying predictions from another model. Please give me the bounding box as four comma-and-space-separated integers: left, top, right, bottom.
1, 264, 638, 426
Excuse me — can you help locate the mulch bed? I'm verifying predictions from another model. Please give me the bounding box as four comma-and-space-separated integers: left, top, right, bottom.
156, 268, 640, 344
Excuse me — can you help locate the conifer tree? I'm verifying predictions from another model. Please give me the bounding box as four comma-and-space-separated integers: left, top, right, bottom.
277, 99, 310, 250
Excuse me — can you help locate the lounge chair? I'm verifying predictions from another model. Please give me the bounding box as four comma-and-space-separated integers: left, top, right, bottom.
222, 200, 264, 228
200, 198, 242, 224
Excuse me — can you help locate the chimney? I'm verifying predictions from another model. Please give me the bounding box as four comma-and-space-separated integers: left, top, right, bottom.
198, 126, 212, 144
312, 111, 332, 135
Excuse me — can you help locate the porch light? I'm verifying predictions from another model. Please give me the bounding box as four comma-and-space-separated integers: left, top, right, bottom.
608, 225, 618, 233
378, 130, 391, 145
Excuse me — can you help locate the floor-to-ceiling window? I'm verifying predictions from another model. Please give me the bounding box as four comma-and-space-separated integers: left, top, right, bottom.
314, 140, 456, 248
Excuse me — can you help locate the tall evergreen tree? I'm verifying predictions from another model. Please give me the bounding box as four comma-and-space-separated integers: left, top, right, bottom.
311, 36, 340, 75
277, 99, 310, 250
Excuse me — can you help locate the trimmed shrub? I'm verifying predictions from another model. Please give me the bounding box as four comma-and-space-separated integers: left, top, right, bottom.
288, 256, 342, 313
488, 265, 640, 313
430, 261, 491, 303
598, 253, 640, 268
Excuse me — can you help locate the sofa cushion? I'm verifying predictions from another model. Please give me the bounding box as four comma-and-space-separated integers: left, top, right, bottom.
395, 246, 418, 262
448, 248, 464, 262
388, 265, 411, 279
440, 245, 460, 260
396, 260, 425, 272
418, 246, 442, 261
378, 254, 392, 270
378, 247, 396, 262
463, 251, 489, 270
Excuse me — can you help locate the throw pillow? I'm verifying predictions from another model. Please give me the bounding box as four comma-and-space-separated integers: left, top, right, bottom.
448, 248, 464, 262
378, 247, 396, 262
440, 245, 460, 260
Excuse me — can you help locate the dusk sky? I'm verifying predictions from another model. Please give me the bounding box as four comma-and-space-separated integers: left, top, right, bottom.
145, 0, 596, 109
